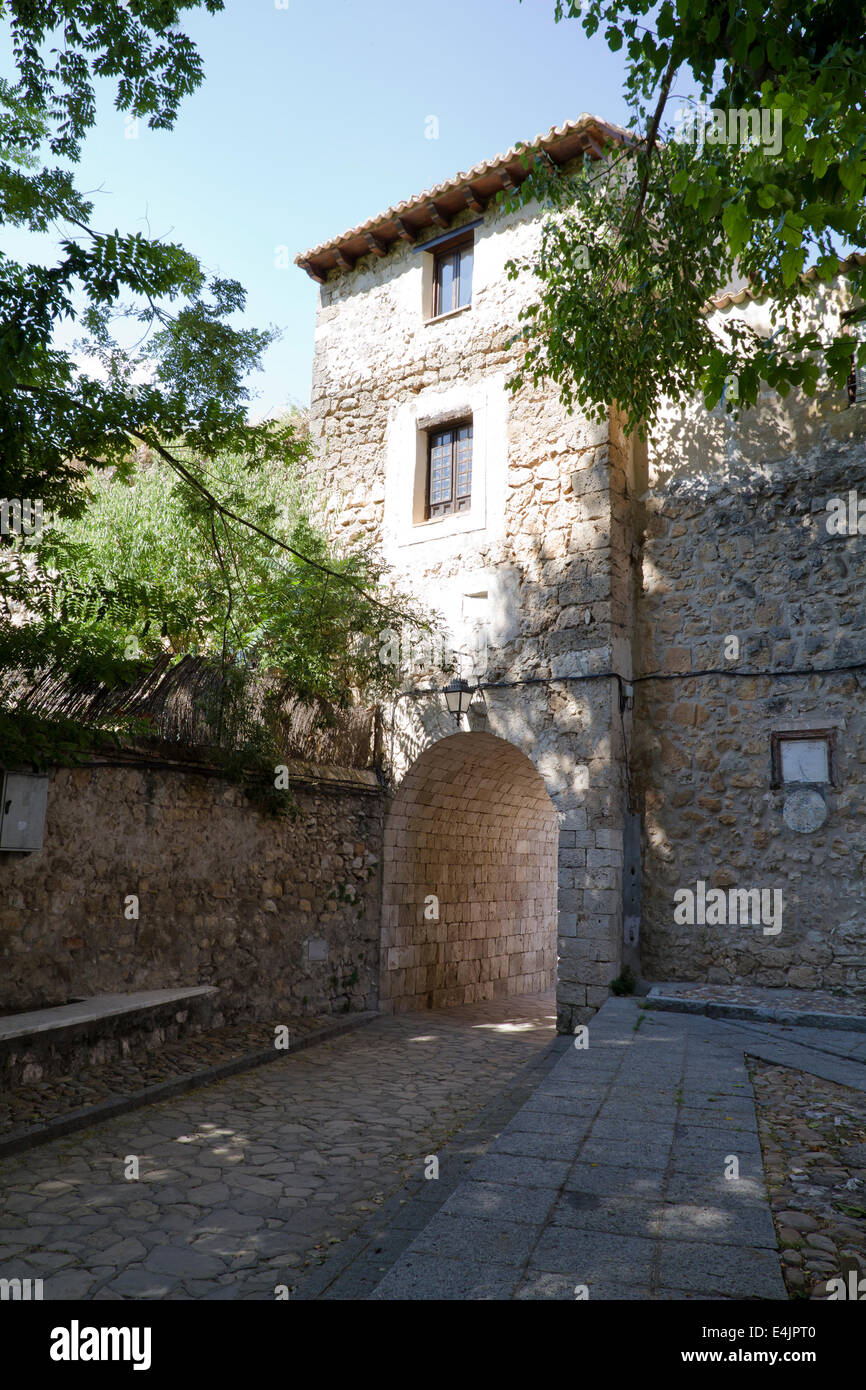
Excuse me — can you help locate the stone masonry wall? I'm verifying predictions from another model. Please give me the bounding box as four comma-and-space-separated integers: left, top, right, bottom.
306, 186, 632, 1030
634, 304, 866, 993
0, 762, 386, 1020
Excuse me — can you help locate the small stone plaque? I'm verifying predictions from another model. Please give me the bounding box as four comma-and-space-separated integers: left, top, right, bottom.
782, 788, 827, 833
306, 938, 328, 962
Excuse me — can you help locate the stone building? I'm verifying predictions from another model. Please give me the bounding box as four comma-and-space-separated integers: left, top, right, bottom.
296, 117, 866, 1031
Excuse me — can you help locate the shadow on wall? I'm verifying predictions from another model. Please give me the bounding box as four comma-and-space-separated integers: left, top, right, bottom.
635, 369, 866, 992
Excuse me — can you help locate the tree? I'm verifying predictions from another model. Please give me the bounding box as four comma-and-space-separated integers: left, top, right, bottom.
3, 437, 423, 705
507, 0, 866, 433
0, 2, 275, 513
0, 2, 428, 721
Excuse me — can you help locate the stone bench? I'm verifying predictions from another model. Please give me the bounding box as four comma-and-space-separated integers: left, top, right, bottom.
0, 987, 220, 1086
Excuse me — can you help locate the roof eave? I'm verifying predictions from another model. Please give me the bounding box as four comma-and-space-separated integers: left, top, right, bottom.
295, 115, 631, 283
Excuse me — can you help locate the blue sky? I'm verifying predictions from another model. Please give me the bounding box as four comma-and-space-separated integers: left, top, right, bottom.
3, 0, 632, 415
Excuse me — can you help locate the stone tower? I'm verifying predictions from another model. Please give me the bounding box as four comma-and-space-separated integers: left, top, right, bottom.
297, 118, 866, 1028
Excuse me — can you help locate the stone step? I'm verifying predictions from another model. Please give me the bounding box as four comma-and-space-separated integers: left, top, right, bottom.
645, 987, 866, 1033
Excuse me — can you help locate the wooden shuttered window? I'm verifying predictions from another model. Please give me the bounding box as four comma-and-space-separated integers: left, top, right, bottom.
847, 354, 866, 406
433, 237, 473, 317
427, 422, 472, 518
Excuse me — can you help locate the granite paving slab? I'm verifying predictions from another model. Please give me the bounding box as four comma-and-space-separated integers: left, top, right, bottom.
359, 997, 851, 1300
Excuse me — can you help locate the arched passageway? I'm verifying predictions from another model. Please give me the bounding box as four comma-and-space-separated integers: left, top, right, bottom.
380, 731, 558, 1012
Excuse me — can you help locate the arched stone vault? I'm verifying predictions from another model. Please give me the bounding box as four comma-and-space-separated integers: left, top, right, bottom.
381, 681, 627, 1032
380, 731, 558, 1013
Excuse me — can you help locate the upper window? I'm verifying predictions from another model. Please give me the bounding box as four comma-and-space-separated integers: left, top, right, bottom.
427, 422, 472, 518
433, 237, 473, 317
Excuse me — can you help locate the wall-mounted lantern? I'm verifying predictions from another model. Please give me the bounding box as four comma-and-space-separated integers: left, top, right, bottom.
442, 677, 475, 726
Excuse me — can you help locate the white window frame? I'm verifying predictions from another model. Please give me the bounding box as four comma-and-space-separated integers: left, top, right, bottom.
381, 375, 508, 561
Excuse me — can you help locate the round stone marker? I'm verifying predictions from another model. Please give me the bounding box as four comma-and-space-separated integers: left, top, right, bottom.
783, 788, 827, 833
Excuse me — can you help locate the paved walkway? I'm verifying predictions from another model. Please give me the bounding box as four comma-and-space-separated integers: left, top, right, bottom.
3, 992, 864, 1301
304, 998, 866, 1300
0, 993, 557, 1300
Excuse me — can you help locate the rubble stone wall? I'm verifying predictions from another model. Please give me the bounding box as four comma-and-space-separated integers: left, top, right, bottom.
635, 318, 866, 992
0, 763, 385, 1020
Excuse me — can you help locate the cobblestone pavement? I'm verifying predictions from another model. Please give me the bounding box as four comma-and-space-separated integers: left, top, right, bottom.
0, 992, 557, 1300
751, 1061, 866, 1298
4, 987, 865, 1303
0, 1013, 360, 1145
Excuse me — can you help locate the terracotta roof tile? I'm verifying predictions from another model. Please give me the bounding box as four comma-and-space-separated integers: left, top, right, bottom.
709, 253, 866, 310
295, 116, 865, 316
295, 115, 632, 281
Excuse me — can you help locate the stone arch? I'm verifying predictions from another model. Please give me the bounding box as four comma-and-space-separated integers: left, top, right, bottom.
379, 730, 558, 1012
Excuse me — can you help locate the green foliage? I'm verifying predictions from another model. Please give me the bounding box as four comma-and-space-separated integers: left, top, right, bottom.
5, 439, 424, 703
0, 706, 118, 771
0, 3, 283, 518
0, 1, 437, 779
214, 737, 300, 821
610, 965, 637, 996
0, 441, 436, 796
834, 1203, 866, 1220
3, 2, 226, 164
508, 1, 866, 432
0, 0, 309, 674
331, 962, 361, 1012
